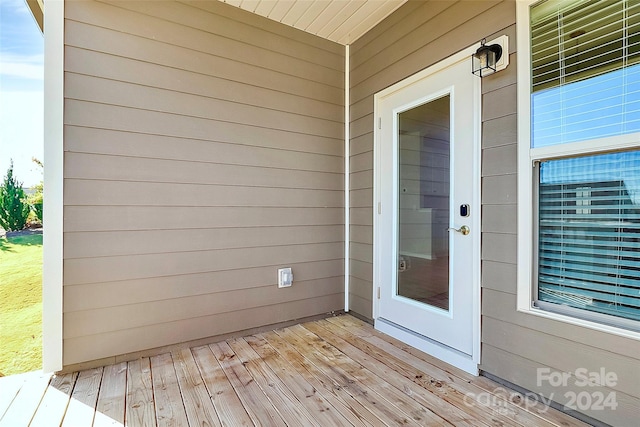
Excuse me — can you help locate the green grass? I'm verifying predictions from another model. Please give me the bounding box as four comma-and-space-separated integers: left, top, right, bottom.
0, 232, 42, 376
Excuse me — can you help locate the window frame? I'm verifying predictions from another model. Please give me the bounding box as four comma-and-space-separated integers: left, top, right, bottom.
516, 0, 640, 340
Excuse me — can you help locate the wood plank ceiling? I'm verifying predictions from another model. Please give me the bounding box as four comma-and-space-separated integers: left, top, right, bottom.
219, 0, 408, 45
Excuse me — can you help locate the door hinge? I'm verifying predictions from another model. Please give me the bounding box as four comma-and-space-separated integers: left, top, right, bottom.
378, 117, 381, 129
377, 287, 381, 299
378, 202, 381, 214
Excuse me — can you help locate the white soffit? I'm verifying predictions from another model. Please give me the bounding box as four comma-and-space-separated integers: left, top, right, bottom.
220, 0, 408, 45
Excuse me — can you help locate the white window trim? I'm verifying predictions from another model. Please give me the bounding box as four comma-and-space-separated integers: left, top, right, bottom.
516, 0, 640, 341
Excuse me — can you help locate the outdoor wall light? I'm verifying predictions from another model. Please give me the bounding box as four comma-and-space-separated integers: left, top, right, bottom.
472, 38, 503, 77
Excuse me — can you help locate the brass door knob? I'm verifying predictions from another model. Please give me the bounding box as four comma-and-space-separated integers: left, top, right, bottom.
447, 225, 470, 235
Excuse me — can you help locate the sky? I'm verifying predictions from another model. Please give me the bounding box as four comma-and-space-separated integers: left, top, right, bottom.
0, 0, 44, 188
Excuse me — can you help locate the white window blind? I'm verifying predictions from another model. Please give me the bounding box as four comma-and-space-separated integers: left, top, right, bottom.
537, 151, 640, 323
531, 0, 640, 147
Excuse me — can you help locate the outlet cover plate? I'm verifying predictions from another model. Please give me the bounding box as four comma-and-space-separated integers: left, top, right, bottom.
278, 267, 293, 288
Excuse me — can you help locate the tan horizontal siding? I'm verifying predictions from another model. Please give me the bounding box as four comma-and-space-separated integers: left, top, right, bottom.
481, 205, 517, 234
482, 83, 517, 121
349, 259, 373, 284
481, 233, 517, 265
64, 153, 342, 190
63, 180, 343, 208
481, 174, 517, 205
349, 170, 372, 191
65, 47, 342, 123
66, 0, 342, 86
482, 115, 517, 149
65, 73, 342, 139
349, 188, 373, 208
348, 0, 423, 68
65, 100, 342, 156
350, 97, 373, 125
64, 242, 343, 286
481, 144, 517, 177
349, 114, 373, 139
64, 226, 343, 259
483, 316, 640, 397
349, 133, 372, 156
349, 0, 462, 88
482, 289, 640, 362
481, 260, 517, 294
64, 277, 344, 339
179, 0, 344, 59
62, 0, 344, 366
64, 127, 342, 171
350, 151, 373, 174
350, 243, 373, 265
64, 206, 344, 232
64, 21, 342, 105
350, 2, 511, 105
481, 344, 640, 427
350, 225, 373, 245
349, 207, 372, 227
348, 293, 373, 320
64, 260, 344, 312
63, 294, 343, 366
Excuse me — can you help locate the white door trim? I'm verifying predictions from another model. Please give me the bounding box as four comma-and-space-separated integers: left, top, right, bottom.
373, 44, 482, 375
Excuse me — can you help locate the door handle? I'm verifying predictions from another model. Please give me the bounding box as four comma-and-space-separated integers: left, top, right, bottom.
447, 225, 470, 235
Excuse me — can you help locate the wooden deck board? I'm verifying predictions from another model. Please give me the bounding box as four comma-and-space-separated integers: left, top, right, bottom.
171, 348, 221, 427
126, 358, 156, 427
258, 330, 381, 426
61, 367, 102, 427
227, 337, 322, 426
210, 341, 286, 426
305, 320, 482, 427
276, 325, 442, 426
94, 362, 127, 426
149, 354, 189, 427
291, 323, 452, 426
0, 315, 591, 427
313, 318, 532, 426
325, 316, 553, 426
191, 344, 253, 427
242, 334, 357, 427
327, 315, 590, 427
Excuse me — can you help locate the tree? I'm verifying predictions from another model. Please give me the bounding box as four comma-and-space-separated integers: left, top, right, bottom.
28, 157, 43, 223
0, 161, 29, 231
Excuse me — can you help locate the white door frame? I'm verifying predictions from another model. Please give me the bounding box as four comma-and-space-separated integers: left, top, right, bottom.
373, 44, 482, 375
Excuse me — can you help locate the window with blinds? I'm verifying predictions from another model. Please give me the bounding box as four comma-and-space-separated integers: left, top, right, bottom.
537, 152, 640, 325
529, 0, 640, 328
530, 0, 640, 148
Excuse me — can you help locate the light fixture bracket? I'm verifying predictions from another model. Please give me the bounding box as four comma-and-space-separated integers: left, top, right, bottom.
472, 35, 509, 77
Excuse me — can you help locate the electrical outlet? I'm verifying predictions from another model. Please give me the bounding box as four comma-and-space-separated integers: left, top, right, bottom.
278, 267, 293, 288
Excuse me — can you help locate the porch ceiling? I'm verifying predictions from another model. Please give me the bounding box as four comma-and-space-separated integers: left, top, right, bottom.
219, 0, 408, 45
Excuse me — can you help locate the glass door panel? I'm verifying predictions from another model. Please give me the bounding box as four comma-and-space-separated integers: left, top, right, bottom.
397, 95, 450, 311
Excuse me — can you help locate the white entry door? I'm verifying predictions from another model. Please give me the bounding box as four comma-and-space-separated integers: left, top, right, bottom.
374, 52, 480, 374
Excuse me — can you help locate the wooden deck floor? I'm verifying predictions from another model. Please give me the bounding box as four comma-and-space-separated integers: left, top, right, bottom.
0, 315, 589, 427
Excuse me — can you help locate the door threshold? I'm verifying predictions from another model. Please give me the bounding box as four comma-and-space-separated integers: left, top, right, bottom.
375, 317, 478, 376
